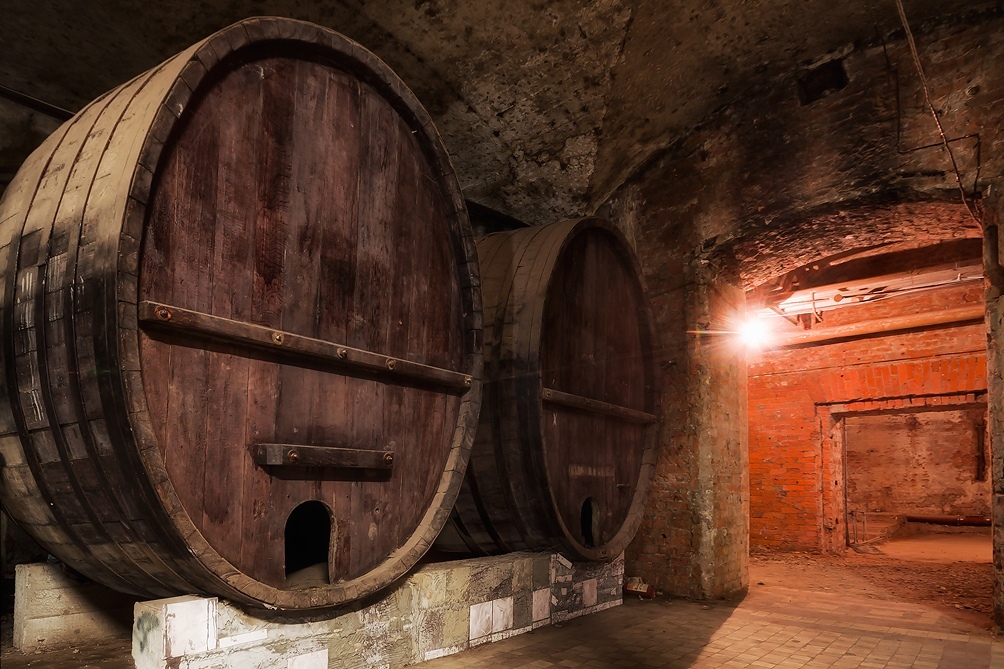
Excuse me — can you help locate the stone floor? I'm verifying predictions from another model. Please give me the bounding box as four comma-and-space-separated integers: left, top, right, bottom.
420, 579, 1002, 669
2, 552, 1002, 668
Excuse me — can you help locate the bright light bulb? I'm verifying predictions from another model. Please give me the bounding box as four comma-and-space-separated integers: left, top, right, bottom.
737, 317, 771, 349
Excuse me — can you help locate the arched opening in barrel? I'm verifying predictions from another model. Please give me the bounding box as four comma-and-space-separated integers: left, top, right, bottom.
284, 501, 332, 587
580, 497, 600, 548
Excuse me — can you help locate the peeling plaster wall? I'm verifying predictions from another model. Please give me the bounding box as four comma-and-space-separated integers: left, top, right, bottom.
389, 0, 633, 221
845, 410, 990, 517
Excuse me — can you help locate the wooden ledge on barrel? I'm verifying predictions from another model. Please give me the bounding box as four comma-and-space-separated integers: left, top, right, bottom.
253, 444, 395, 471
541, 387, 656, 424
138, 300, 473, 393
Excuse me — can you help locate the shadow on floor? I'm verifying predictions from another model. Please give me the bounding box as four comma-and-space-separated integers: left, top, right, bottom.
424, 596, 744, 669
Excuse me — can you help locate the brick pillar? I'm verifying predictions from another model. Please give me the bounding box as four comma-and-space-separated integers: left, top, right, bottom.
984, 186, 1004, 630
816, 407, 847, 554
626, 251, 749, 599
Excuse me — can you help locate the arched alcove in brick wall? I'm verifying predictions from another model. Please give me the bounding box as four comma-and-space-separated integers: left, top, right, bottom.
722, 199, 982, 289
699, 194, 988, 553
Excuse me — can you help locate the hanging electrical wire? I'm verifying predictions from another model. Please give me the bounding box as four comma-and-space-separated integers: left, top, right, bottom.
894, 0, 982, 226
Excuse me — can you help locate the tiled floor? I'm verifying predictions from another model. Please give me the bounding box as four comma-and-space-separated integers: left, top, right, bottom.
2, 555, 1001, 668
422, 576, 1002, 669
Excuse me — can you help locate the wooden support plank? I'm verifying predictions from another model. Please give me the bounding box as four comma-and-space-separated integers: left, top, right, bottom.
756, 238, 984, 302
774, 303, 985, 347
757, 263, 982, 316
252, 444, 394, 470
541, 387, 655, 424
137, 300, 471, 393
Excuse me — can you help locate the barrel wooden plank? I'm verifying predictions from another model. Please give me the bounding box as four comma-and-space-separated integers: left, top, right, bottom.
349, 83, 401, 578
273, 57, 330, 583
375, 96, 414, 576
160, 93, 220, 548
27, 107, 123, 553
449, 227, 536, 555
313, 67, 362, 585
200, 59, 259, 562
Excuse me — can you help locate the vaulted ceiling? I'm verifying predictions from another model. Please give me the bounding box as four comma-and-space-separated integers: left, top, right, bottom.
2, 0, 998, 223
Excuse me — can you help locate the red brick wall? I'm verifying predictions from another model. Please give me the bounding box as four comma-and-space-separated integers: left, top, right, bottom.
748, 283, 986, 552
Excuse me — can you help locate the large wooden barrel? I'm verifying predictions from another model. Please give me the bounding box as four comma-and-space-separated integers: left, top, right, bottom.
436, 218, 657, 561
0, 17, 482, 610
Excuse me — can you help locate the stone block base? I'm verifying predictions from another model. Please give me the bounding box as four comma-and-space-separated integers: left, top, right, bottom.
132, 552, 624, 668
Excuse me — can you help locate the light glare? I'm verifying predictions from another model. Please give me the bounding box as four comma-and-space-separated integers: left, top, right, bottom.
738, 317, 771, 349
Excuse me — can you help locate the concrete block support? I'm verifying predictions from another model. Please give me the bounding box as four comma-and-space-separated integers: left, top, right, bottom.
13, 562, 136, 652
130, 552, 624, 669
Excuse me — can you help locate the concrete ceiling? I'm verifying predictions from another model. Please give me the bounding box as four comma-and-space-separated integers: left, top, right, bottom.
2, 0, 998, 224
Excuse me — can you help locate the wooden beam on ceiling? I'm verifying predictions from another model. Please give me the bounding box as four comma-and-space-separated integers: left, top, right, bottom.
772, 303, 984, 348
750, 238, 984, 308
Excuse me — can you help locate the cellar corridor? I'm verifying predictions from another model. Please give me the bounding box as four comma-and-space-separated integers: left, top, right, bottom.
2, 2, 1004, 668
